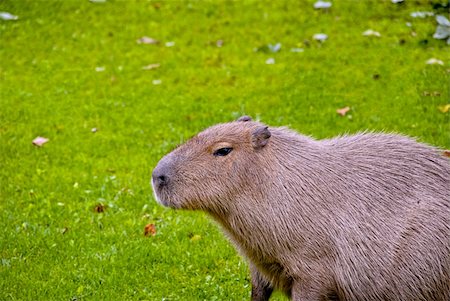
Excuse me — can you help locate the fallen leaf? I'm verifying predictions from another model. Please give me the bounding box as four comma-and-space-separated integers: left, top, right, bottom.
268, 43, 281, 53
433, 15, 450, 44
94, 203, 107, 213
32, 136, 49, 147
142, 63, 160, 70
144, 224, 157, 237
426, 58, 444, 65
265, 57, 275, 65
436, 15, 450, 26
423, 90, 442, 97
433, 25, 450, 43
0, 12, 19, 20
137, 36, 159, 45
443, 150, 450, 158
410, 12, 434, 18
313, 33, 328, 42
438, 104, 450, 113
314, 1, 332, 9
362, 29, 381, 37
336, 106, 350, 116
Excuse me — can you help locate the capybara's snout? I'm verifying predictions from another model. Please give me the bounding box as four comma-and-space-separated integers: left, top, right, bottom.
151, 156, 176, 207
152, 161, 170, 189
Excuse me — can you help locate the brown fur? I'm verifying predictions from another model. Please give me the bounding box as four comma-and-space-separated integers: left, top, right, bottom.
152, 117, 450, 301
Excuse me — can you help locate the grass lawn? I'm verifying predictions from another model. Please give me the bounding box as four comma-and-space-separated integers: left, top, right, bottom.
0, 0, 449, 300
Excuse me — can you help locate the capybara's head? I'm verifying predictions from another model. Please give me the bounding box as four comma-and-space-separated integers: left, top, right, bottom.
151, 116, 271, 211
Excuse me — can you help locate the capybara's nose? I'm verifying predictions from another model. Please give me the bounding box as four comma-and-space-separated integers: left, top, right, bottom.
152, 165, 170, 188
155, 174, 168, 187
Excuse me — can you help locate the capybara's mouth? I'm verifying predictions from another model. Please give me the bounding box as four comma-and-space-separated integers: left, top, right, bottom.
151, 178, 168, 206
151, 178, 182, 209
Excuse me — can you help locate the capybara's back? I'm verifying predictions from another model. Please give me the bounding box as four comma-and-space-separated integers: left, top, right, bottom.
152, 119, 450, 301
308, 133, 450, 300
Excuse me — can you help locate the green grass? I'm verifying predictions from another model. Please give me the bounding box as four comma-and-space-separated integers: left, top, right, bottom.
0, 0, 449, 300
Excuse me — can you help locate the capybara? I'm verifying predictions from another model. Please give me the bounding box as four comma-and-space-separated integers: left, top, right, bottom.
151, 116, 450, 301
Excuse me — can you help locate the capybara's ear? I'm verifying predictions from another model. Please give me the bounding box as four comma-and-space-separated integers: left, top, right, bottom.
237, 115, 252, 122
252, 126, 271, 150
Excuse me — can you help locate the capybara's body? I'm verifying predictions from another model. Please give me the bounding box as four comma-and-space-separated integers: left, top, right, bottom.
152, 118, 450, 301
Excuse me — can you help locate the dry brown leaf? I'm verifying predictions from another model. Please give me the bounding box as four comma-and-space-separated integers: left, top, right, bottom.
426, 58, 444, 65
32, 136, 49, 147
336, 106, 350, 116
142, 63, 160, 70
144, 224, 157, 237
423, 91, 441, 97
94, 203, 107, 213
137, 36, 159, 45
362, 29, 381, 37
443, 150, 450, 158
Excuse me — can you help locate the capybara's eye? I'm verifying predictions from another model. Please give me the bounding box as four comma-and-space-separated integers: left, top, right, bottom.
213, 147, 233, 157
